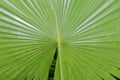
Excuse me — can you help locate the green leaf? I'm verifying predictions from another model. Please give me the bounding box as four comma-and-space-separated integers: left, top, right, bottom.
0, 0, 120, 80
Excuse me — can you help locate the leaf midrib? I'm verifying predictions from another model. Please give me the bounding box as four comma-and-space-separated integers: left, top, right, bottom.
53, 4, 64, 80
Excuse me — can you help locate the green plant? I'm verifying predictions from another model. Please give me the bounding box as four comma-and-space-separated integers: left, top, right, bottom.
0, 0, 120, 80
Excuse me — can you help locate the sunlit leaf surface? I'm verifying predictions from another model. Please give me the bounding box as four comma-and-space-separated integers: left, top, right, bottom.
0, 0, 120, 80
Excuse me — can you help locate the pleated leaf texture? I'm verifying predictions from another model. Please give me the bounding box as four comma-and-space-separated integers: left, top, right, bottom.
0, 0, 120, 80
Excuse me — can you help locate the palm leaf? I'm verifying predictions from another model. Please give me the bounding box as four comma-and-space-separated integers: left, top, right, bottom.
0, 0, 120, 80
